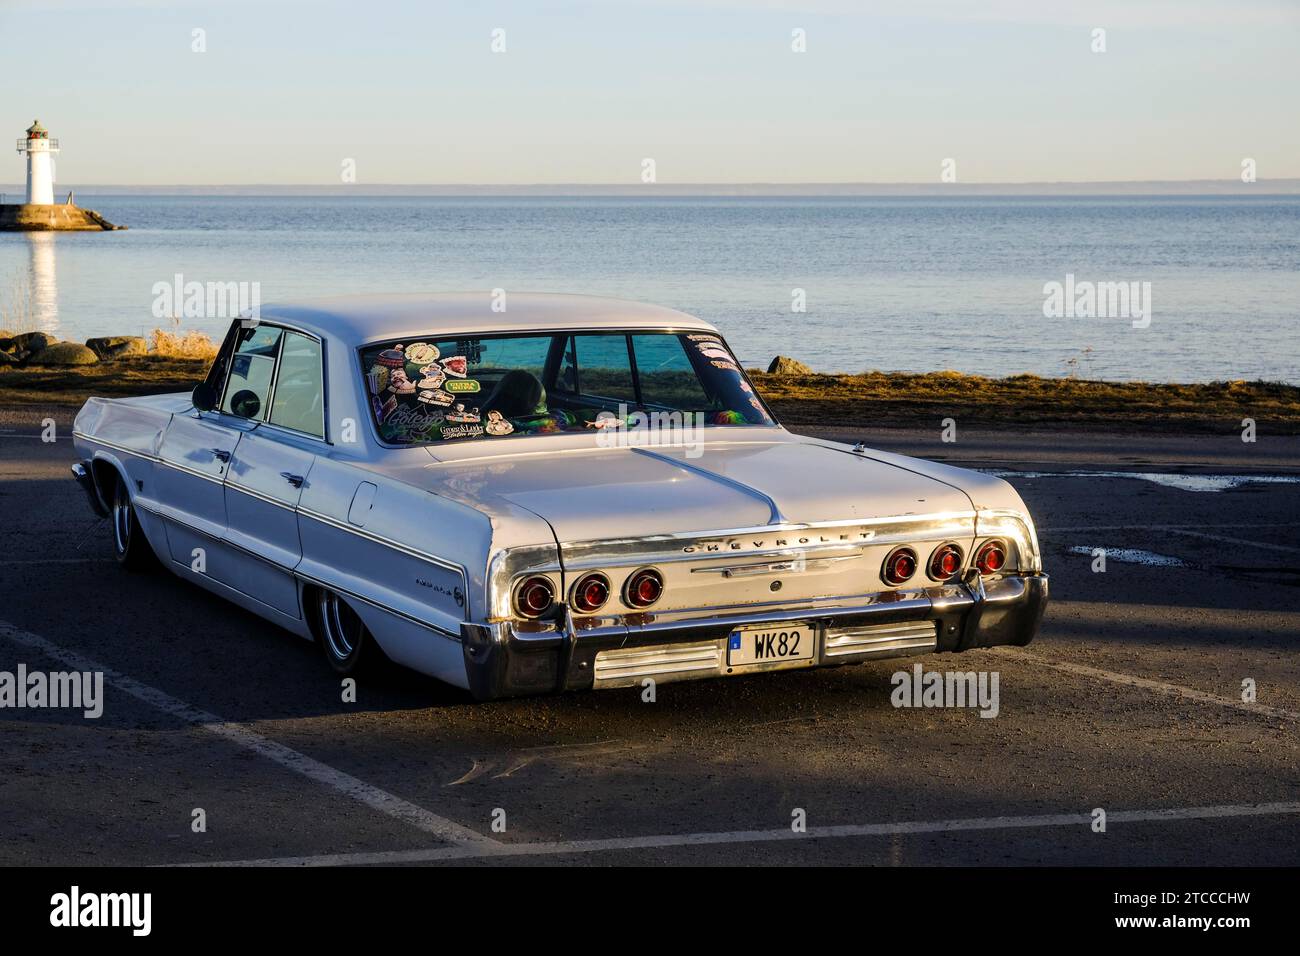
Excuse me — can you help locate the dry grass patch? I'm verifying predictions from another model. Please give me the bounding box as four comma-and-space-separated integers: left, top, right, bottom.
148, 328, 219, 360
0, 356, 209, 407
750, 370, 1300, 434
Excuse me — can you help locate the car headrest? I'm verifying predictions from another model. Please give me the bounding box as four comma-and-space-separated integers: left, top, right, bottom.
483, 369, 546, 418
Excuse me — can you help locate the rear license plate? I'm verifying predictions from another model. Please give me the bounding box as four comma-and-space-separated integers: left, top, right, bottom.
727, 624, 815, 668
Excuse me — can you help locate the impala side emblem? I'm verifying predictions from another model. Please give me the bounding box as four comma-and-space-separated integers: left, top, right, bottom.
416, 578, 462, 605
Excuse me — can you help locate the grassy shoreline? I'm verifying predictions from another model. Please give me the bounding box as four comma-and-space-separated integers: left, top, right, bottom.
751, 370, 1300, 434
2, 358, 1298, 435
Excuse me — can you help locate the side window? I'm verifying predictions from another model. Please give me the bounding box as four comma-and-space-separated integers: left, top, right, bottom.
631, 334, 713, 408
221, 325, 282, 421
465, 336, 549, 392
557, 333, 636, 403
268, 332, 325, 438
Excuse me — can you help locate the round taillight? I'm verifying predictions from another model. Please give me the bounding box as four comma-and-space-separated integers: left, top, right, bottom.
928, 543, 964, 580
571, 572, 610, 614
975, 540, 1007, 575
514, 575, 555, 619
624, 568, 663, 609
882, 547, 918, 586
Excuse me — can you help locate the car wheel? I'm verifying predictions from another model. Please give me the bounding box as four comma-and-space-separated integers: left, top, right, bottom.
316, 589, 375, 675
109, 473, 155, 570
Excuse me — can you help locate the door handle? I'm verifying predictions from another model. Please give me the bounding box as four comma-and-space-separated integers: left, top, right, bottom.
211, 448, 231, 463
280, 472, 305, 488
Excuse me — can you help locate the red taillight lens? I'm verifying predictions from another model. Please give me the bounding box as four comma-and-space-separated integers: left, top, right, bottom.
882, 547, 918, 585
571, 572, 610, 614
928, 543, 964, 580
975, 540, 1007, 575
514, 575, 555, 619
624, 568, 663, 609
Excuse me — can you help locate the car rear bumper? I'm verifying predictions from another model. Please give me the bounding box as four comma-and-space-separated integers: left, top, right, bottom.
460, 571, 1049, 700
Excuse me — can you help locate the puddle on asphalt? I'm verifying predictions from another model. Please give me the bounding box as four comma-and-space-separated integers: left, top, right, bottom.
986, 470, 1300, 493
1067, 546, 1189, 567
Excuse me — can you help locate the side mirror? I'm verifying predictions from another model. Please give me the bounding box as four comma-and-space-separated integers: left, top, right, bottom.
192, 382, 217, 412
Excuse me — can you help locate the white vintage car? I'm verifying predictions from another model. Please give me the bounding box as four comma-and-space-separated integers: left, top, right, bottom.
71, 294, 1048, 699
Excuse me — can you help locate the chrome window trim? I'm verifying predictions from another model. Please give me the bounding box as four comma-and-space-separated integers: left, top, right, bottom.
353, 324, 714, 352
264, 327, 287, 424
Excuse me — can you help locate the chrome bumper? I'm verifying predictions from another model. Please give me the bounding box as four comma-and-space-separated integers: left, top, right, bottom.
460, 572, 1049, 700
71, 461, 109, 518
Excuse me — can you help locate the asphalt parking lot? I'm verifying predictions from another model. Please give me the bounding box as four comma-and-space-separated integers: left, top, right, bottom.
1, 420, 1298, 866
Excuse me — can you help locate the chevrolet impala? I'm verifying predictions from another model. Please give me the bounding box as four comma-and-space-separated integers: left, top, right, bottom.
71, 294, 1048, 699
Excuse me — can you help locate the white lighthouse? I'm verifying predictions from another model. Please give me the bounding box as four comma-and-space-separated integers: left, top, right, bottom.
17, 120, 59, 205
2, 120, 122, 230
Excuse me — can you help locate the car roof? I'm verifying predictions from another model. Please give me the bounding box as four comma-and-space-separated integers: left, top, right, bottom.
254, 292, 719, 345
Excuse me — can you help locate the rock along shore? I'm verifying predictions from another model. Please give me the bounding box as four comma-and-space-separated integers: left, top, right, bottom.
0, 332, 146, 366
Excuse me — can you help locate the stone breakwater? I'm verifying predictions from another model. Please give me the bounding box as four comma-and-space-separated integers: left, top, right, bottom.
0, 203, 125, 231
0, 332, 146, 367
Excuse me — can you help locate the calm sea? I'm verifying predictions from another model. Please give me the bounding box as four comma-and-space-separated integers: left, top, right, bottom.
2, 195, 1296, 383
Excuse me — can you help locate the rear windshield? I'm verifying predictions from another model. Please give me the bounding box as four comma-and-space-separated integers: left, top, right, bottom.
359, 330, 774, 445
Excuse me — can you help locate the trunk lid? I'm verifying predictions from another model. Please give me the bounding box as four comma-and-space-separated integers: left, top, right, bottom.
422, 439, 974, 542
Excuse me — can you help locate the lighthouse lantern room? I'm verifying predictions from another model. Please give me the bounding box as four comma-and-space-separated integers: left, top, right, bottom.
16, 120, 59, 205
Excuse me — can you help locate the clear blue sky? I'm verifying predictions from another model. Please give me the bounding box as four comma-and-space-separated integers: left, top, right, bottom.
3, 0, 1297, 185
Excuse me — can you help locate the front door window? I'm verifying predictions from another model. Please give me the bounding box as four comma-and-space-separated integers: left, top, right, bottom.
221, 325, 282, 421
267, 332, 325, 438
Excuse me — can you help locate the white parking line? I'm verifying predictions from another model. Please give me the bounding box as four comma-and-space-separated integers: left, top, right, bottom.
1048, 523, 1300, 555
0, 621, 498, 850
1164, 528, 1300, 555
0, 558, 112, 565
7, 616, 1297, 868
1049, 522, 1300, 533
1009, 651, 1300, 723
189, 801, 1300, 867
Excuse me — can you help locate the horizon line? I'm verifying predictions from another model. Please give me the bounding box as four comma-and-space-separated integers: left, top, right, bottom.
3, 178, 1296, 197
